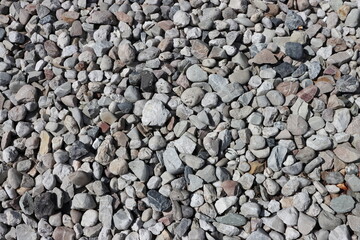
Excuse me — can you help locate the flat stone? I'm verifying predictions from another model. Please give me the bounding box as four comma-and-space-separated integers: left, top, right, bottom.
306, 135, 332, 151
345, 9, 360, 27
186, 65, 207, 82
215, 196, 238, 215
277, 207, 298, 226
274, 62, 297, 78
329, 225, 351, 240
241, 202, 261, 218
297, 212, 316, 235
147, 190, 172, 212
330, 195, 355, 213
297, 85, 318, 102
336, 75, 359, 93
215, 213, 247, 227
251, 49, 278, 64
287, 114, 308, 136
318, 210, 342, 230
334, 143, 360, 163
285, 42, 303, 60
71, 193, 96, 210
113, 209, 133, 230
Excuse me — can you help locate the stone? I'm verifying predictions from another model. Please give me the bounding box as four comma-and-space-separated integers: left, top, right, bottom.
142, 99, 170, 126
81, 209, 98, 227
297, 85, 318, 102
330, 195, 355, 213
277, 207, 298, 226
306, 135, 332, 151
118, 42, 136, 64
329, 225, 351, 240
297, 212, 316, 235
52, 227, 75, 240
336, 75, 359, 93
15, 85, 37, 103
34, 192, 56, 219
293, 192, 311, 212
215, 213, 247, 227
186, 65, 207, 82
71, 193, 96, 210
95, 137, 115, 165
262, 215, 285, 233
86, 11, 117, 25
129, 160, 150, 182
285, 42, 303, 60
318, 210, 342, 230
334, 143, 360, 163
215, 196, 238, 215
267, 145, 287, 171
348, 215, 360, 232
285, 11, 305, 30
16, 224, 37, 240
345, 9, 360, 27
333, 108, 351, 132
147, 190, 172, 212
251, 49, 277, 64
113, 209, 133, 230
0, 72, 12, 86
181, 87, 204, 107
274, 62, 297, 78
240, 202, 261, 218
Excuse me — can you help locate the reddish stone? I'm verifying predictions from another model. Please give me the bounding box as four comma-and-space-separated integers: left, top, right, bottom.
97, 122, 110, 133
61, 11, 80, 23
297, 85, 318, 102
70, 20, 83, 37
113, 131, 129, 147
44, 40, 60, 58
276, 81, 299, 96
52, 227, 75, 240
323, 65, 341, 79
222, 180, 241, 196
190, 39, 210, 60
251, 49, 278, 65
158, 214, 174, 226
176, 74, 190, 89
158, 20, 174, 30
44, 69, 54, 80
115, 12, 133, 25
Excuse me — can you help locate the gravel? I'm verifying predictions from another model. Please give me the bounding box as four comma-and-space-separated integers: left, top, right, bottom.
0, 0, 360, 239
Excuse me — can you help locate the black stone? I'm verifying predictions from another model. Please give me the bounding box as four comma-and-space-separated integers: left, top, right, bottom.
336, 75, 359, 93
292, 64, 308, 77
271, 18, 283, 27
147, 190, 172, 212
285, 42, 304, 60
34, 192, 56, 219
128, 71, 141, 86
285, 10, 305, 30
140, 71, 156, 92
69, 141, 88, 160
274, 62, 297, 78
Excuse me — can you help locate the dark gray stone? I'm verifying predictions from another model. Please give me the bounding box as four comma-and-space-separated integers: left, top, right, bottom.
285, 42, 304, 60
147, 190, 172, 212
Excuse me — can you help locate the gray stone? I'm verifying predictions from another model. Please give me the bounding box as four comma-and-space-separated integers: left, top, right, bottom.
162, 147, 184, 174
293, 191, 311, 212
217, 82, 244, 103
129, 160, 150, 182
181, 87, 204, 107
215, 213, 247, 227
336, 75, 359, 93
147, 190, 172, 212
240, 202, 261, 218
71, 193, 96, 210
330, 195, 355, 213
329, 225, 351, 240
333, 108, 351, 132
0, 72, 11, 86
16, 224, 37, 240
142, 99, 170, 126
318, 210, 342, 230
262, 215, 285, 233
285, 11, 305, 30
113, 209, 133, 230
287, 114, 308, 136
306, 135, 332, 151
267, 146, 288, 172
297, 212, 316, 235
345, 9, 360, 27
277, 207, 298, 226
308, 62, 321, 79
285, 42, 303, 60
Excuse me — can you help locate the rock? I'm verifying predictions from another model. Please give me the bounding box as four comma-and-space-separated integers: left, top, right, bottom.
348, 215, 360, 232
129, 160, 150, 182
0, 72, 12, 86
336, 75, 359, 93
215, 213, 247, 227
95, 137, 115, 165
262, 215, 285, 233
71, 193, 96, 210
277, 207, 298, 226
285, 11, 305, 30
147, 190, 172, 212
251, 49, 278, 64
329, 225, 351, 240
267, 146, 287, 172
108, 159, 128, 176
86, 11, 117, 25
113, 209, 133, 230
173, 11, 190, 27
118, 42, 136, 64
274, 62, 297, 78
16, 224, 37, 240
181, 87, 204, 107
52, 227, 75, 240
186, 65, 208, 82
174, 218, 192, 236
334, 143, 360, 163
215, 196, 238, 214
345, 9, 360, 27
306, 135, 332, 151
240, 202, 261, 218
8, 31, 25, 43
287, 114, 308, 135
318, 210, 342, 230
333, 108, 351, 132
142, 99, 170, 126
34, 192, 56, 219
293, 191, 311, 212
15, 85, 37, 103
285, 42, 303, 60
163, 147, 184, 174
81, 209, 98, 227
297, 212, 316, 235
137, 47, 160, 61
330, 195, 355, 213
297, 85, 318, 102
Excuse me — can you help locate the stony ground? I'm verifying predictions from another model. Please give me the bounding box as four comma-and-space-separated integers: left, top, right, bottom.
0, 0, 360, 239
